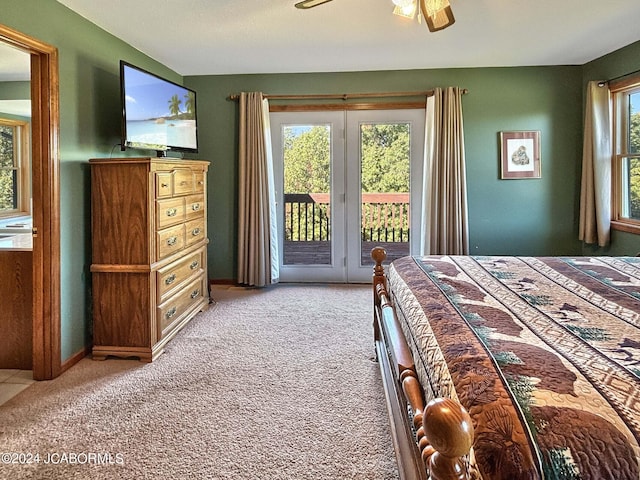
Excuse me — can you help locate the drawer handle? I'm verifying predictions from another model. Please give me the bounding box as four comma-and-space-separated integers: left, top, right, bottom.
166, 208, 178, 217
190, 260, 199, 270
191, 203, 201, 211
165, 273, 177, 285
167, 236, 178, 246
198, 181, 204, 185
165, 306, 177, 320
190, 289, 200, 299
191, 228, 201, 237
161, 182, 169, 188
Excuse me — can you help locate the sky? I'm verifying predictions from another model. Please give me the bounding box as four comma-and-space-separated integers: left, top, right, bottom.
632, 92, 640, 115
123, 64, 192, 121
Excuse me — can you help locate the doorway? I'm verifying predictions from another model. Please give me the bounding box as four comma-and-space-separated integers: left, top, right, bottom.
270, 109, 425, 283
0, 24, 61, 380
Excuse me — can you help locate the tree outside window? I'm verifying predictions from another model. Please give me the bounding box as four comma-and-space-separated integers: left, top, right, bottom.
611, 80, 640, 232
626, 92, 640, 219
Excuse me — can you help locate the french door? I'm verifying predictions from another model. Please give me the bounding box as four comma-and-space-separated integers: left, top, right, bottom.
270, 109, 425, 283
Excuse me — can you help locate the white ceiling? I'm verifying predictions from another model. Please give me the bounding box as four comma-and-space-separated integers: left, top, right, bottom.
17, 1, 640, 76
54, 0, 640, 75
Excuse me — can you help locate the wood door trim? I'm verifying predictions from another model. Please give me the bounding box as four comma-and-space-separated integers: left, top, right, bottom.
0, 24, 61, 380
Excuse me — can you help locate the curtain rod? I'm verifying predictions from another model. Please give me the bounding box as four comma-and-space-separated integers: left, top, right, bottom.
598, 67, 640, 87
228, 89, 468, 101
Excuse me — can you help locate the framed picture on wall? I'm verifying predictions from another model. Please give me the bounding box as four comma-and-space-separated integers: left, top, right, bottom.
499, 131, 541, 179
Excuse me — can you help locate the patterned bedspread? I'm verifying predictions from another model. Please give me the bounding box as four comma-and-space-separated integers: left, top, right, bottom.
387, 256, 640, 480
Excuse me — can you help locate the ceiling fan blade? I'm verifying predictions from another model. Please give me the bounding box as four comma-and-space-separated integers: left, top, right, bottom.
295, 0, 333, 9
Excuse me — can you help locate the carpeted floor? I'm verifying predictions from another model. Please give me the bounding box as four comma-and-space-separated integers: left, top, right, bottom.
0, 284, 399, 479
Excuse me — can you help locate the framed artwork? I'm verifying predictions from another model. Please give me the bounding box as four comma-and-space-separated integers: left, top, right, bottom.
499, 131, 541, 179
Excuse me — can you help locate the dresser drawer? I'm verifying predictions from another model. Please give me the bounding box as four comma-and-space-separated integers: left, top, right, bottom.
157, 224, 185, 260
185, 194, 205, 220
158, 274, 206, 338
185, 218, 206, 247
157, 248, 205, 303
174, 169, 195, 195
194, 172, 205, 193
156, 197, 185, 229
155, 172, 173, 198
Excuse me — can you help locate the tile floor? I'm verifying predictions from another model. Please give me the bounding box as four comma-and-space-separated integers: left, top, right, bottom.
0, 370, 34, 406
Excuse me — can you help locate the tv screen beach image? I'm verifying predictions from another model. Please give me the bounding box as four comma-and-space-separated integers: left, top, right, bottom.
123, 64, 197, 151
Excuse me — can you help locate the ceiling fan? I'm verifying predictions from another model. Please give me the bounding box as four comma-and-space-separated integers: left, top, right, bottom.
294, 0, 455, 32
294, 0, 333, 8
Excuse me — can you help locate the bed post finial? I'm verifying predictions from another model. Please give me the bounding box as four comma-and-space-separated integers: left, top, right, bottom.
423, 398, 474, 480
371, 247, 387, 275
371, 247, 387, 296
371, 247, 387, 344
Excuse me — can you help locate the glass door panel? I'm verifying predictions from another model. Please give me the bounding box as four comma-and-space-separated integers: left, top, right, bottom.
346, 110, 425, 282
282, 124, 332, 265
359, 121, 411, 266
270, 111, 346, 282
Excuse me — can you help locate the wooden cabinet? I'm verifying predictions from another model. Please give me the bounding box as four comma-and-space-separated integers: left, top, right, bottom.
0, 250, 32, 369
89, 158, 210, 362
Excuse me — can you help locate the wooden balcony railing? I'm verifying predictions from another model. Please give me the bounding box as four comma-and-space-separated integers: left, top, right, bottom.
284, 192, 410, 242
284, 193, 331, 242
361, 193, 410, 243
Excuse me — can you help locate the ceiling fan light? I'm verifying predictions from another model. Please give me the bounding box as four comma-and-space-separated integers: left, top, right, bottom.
392, 1, 417, 19
422, 0, 447, 16
419, 0, 455, 31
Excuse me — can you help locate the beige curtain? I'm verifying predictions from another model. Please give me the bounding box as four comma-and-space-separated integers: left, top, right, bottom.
579, 81, 612, 247
237, 92, 279, 287
420, 87, 469, 255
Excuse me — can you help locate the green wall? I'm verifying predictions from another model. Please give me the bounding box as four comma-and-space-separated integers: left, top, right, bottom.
0, 80, 30, 120
0, 0, 184, 362
582, 40, 640, 256
186, 66, 585, 280
0, 81, 30, 99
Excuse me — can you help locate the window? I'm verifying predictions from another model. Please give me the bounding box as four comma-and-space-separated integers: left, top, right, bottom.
0, 118, 30, 217
612, 77, 640, 233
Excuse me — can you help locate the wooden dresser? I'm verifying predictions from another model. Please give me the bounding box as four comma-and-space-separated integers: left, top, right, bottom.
90, 157, 210, 362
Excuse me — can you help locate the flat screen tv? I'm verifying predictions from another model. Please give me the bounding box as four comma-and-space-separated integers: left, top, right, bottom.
120, 60, 198, 156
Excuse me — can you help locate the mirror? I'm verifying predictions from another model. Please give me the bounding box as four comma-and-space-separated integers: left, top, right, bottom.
0, 41, 32, 375
0, 41, 30, 117
0, 42, 31, 218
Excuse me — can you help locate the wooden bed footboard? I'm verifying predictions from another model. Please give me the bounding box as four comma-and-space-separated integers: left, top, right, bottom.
372, 247, 474, 480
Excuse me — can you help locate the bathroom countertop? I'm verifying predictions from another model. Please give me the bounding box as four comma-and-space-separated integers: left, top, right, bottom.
0, 233, 32, 251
